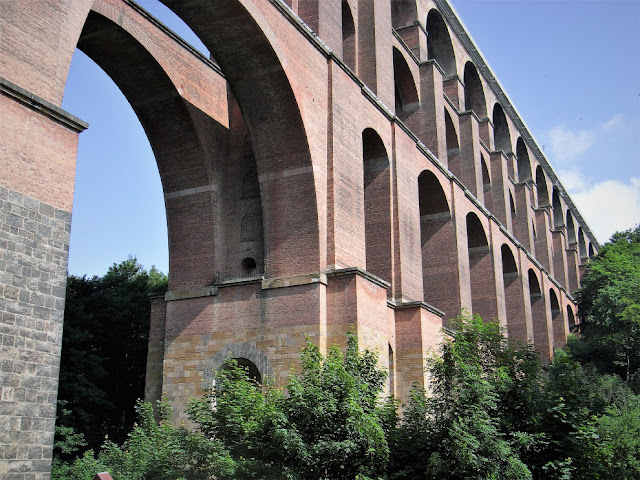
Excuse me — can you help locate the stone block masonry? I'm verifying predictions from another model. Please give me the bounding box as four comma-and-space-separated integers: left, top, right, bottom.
0, 185, 71, 480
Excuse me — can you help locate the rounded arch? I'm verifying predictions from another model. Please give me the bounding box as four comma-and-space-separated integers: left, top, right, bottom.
578, 227, 587, 259
493, 103, 512, 153
588, 243, 595, 259
391, 0, 418, 29
163, 0, 321, 277
528, 269, 541, 296
342, 0, 356, 71
362, 128, 392, 284
481, 155, 491, 190
549, 288, 564, 349
516, 137, 532, 183
202, 342, 273, 389
552, 188, 563, 228
393, 47, 419, 118
567, 305, 577, 331
464, 62, 487, 118
501, 244, 518, 275
535, 165, 550, 207
510, 192, 516, 217
466, 212, 488, 249
418, 170, 450, 216
566, 210, 577, 244
426, 9, 456, 77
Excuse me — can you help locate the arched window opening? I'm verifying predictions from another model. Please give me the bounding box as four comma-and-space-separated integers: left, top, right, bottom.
493, 103, 511, 153
481, 155, 491, 191
418, 171, 450, 217
342, 0, 356, 71
550, 290, 560, 313
532, 221, 537, 241
221, 357, 262, 385
466, 213, 488, 250
419, 170, 457, 314
362, 129, 392, 284
241, 257, 258, 277
502, 245, 518, 276
567, 306, 577, 332
528, 269, 541, 297
588, 243, 595, 259
550, 289, 563, 349
578, 228, 587, 260
393, 48, 419, 118
535, 166, 550, 207
426, 9, 456, 77
445, 109, 459, 165
566, 210, 576, 244
510, 192, 516, 217
391, 0, 417, 29
516, 138, 532, 183
463, 62, 486, 118
552, 188, 563, 228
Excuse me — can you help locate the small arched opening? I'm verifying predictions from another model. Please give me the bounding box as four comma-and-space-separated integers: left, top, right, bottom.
502, 244, 527, 343
426, 9, 456, 77
362, 128, 392, 285
493, 103, 511, 153
466, 212, 496, 320
529, 269, 550, 360
393, 48, 419, 119
342, 0, 356, 71
516, 137, 532, 183
552, 188, 563, 229
463, 62, 487, 118
535, 166, 550, 207
549, 289, 564, 349
221, 357, 262, 385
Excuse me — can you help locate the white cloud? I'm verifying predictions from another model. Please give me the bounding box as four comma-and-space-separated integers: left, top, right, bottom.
547, 125, 594, 164
602, 113, 623, 130
562, 176, 640, 244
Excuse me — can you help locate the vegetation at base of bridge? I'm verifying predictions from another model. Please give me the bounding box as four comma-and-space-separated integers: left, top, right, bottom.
53, 225, 640, 479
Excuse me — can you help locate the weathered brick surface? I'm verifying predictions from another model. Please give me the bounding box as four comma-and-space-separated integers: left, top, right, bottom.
0, 186, 70, 480
1, 0, 601, 475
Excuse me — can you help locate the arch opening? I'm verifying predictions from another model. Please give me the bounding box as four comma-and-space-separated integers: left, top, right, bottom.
342, 0, 356, 71
221, 357, 262, 385
426, 9, 456, 77
391, 0, 417, 29
536, 166, 550, 207
552, 188, 563, 228
516, 137, 532, 183
493, 103, 511, 153
393, 48, 420, 119
463, 62, 486, 118
363, 128, 392, 284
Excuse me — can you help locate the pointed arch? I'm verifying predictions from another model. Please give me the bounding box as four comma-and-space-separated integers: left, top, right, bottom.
426, 9, 456, 77
464, 62, 486, 118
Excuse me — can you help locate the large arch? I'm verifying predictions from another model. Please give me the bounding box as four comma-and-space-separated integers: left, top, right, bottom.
426, 9, 456, 77
516, 137, 532, 183
162, 0, 321, 277
535, 165, 550, 207
549, 289, 564, 350
393, 47, 420, 119
501, 245, 528, 343
528, 269, 551, 360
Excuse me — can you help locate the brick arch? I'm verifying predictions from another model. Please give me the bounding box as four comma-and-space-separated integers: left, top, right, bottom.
501, 244, 527, 343
362, 128, 392, 284
426, 8, 456, 77
342, 0, 356, 70
552, 187, 564, 228
549, 288, 564, 349
535, 165, 550, 207
466, 212, 497, 320
418, 170, 459, 316
162, 0, 320, 277
393, 47, 420, 119
463, 62, 487, 118
493, 103, 512, 153
516, 137, 532, 183
391, 0, 418, 29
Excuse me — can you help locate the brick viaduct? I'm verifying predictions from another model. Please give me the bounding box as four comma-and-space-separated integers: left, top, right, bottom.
0, 0, 599, 477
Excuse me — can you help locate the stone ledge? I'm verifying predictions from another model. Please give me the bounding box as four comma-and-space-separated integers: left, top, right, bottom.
164, 286, 217, 301
262, 272, 327, 290
0, 77, 88, 133
387, 300, 445, 318
325, 267, 390, 290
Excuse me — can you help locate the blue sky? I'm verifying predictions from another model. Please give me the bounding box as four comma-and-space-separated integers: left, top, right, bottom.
61, 0, 640, 277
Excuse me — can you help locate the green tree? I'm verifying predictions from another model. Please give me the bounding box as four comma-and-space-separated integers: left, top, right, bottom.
570, 225, 640, 382
188, 333, 389, 479
57, 257, 168, 450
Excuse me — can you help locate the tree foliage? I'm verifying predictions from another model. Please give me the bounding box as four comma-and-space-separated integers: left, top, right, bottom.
56, 257, 167, 451
570, 225, 640, 382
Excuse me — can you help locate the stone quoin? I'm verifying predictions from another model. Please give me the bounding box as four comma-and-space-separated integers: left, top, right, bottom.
0, 0, 598, 478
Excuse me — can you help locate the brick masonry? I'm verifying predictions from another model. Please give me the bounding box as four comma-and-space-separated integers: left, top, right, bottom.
0, 186, 71, 480
0, 0, 601, 478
